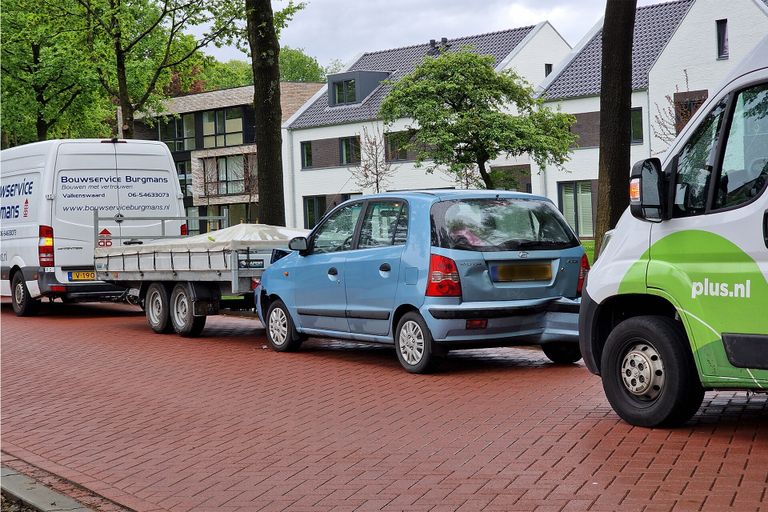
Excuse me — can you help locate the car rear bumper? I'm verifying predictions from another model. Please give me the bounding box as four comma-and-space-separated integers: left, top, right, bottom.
423, 297, 580, 347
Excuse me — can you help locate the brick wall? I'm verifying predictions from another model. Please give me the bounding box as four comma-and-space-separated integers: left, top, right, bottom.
307, 137, 341, 168
281, 83, 324, 122
571, 111, 601, 148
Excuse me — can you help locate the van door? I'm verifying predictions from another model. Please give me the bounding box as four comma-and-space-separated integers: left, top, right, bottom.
53, 141, 120, 282
114, 142, 184, 245
648, 81, 768, 385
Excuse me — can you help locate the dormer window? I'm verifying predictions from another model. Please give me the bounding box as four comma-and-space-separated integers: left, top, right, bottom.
334, 80, 357, 104
327, 70, 389, 107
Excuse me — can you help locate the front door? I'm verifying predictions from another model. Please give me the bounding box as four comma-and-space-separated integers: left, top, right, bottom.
292, 201, 364, 334
648, 82, 768, 386
344, 200, 409, 336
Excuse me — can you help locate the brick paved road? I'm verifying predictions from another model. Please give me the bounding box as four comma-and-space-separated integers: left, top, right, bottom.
1, 302, 767, 512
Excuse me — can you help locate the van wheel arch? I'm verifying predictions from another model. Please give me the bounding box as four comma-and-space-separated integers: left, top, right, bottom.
591, 294, 680, 374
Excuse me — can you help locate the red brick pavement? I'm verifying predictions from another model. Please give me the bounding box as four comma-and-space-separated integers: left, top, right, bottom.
1, 302, 766, 512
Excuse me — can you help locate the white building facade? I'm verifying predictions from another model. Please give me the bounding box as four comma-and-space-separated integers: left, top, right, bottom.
532, 0, 768, 239
282, 22, 572, 229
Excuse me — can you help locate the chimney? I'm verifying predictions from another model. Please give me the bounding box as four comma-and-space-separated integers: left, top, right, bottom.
427, 39, 439, 55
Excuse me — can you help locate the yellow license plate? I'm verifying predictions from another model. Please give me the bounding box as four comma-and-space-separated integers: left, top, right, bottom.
491, 262, 552, 282
69, 271, 96, 281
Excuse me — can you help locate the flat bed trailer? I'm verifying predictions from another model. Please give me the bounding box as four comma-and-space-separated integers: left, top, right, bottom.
95, 223, 307, 336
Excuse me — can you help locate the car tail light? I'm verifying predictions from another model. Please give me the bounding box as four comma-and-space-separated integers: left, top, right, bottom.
39, 225, 54, 266
251, 279, 260, 290
577, 253, 590, 296
180, 223, 188, 236
426, 254, 461, 297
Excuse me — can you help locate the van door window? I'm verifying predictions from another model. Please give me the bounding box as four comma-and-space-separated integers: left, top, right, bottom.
714, 83, 768, 209
673, 98, 728, 217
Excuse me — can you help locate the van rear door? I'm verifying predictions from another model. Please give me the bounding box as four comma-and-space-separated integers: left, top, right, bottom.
53, 141, 120, 282
114, 142, 184, 245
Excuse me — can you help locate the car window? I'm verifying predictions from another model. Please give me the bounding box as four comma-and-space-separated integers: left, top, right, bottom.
358, 201, 409, 249
430, 198, 578, 252
312, 202, 363, 254
714, 83, 768, 209
673, 98, 728, 217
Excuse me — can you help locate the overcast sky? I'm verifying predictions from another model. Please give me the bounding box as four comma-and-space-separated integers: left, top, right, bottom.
205, 0, 666, 67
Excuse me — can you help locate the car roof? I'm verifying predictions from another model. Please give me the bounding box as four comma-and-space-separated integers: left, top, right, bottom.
354, 189, 552, 204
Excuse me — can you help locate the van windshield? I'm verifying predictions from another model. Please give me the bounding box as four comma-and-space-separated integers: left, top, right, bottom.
431, 198, 579, 252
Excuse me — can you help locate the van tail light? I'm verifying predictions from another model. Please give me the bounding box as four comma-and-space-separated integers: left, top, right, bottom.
39, 225, 55, 266
426, 254, 461, 297
577, 253, 590, 296
180, 223, 188, 236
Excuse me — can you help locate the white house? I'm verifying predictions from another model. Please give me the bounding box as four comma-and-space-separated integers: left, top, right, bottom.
531, 0, 768, 239
282, 22, 572, 228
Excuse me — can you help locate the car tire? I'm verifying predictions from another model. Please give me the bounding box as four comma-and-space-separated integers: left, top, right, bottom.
145, 283, 174, 334
266, 299, 303, 352
601, 315, 704, 428
11, 272, 39, 317
170, 283, 206, 337
542, 342, 582, 364
395, 312, 435, 374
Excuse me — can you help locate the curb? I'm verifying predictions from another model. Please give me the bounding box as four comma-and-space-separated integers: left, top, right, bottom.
1, 466, 91, 512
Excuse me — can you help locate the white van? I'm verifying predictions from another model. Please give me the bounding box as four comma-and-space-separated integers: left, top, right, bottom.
580, 36, 768, 427
1, 139, 185, 316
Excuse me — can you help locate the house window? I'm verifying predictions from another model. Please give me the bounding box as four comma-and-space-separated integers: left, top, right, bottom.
301, 141, 313, 168
559, 181, 593, 238
716, 19, 729, 59
203, 108, 243, 148
340, 136, 360, 165
303, 195, 327, 229
630, 108, 643, 144
204, 155, 246, 196
160, 113, 195, 151
176, 160, 193, 198
334, 79, 357, 104
544, 63, 553, 77
385, 132, 408, 161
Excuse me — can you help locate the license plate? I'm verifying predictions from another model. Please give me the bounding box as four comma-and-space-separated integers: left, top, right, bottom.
69, 271, 96, 281
491, 262, 552, 282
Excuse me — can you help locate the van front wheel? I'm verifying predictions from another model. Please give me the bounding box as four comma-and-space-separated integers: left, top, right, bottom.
11, 272, 39, 317
601, 316, 704, 427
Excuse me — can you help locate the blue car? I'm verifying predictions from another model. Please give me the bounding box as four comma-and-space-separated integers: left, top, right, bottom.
256, 190, 588, 373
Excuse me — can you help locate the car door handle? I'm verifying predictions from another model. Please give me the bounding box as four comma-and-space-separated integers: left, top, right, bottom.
328, 267, 338, 276
380, 263, 391, 272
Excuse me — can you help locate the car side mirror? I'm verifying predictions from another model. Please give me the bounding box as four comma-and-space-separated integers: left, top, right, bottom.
630, 158, 668, 222
288, 236, 309, 255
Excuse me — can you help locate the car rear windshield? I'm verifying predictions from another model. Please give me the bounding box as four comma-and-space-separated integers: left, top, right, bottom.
431, 198, 579, 252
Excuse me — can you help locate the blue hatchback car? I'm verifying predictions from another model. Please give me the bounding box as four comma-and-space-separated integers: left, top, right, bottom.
256, 190, 588, 373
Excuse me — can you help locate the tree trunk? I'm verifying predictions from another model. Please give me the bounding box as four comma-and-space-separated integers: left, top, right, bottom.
115, 43, 134, 139
477, 159, 494, 189
595, 0, 636, 254
247, 0, 286, 226
31, 44, 49, 141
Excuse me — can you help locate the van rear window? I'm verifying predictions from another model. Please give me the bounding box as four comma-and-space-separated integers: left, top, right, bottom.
431, 198, 579, 252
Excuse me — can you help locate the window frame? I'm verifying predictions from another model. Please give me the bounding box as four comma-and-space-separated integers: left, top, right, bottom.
202, 107, 244, 149
204, 155, 247, 196
300, 141, 313, 168
630, 107, 644, 144
334, 79, 357, 104
557, 180, 594, 238
357, 199, 410, 249
159, 113, 196, 152
339, 136, 361, 165
716, 19, 729, 60
385, 132, 409, 162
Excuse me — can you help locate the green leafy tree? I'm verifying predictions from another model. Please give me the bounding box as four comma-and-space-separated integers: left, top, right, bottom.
379, 48, 576, 189
279, 47, 324, 82
1, 0, 112, 146
198, 58, 254, 90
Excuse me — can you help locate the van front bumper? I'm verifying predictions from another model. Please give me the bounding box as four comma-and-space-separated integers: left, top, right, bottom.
423, 297, 580, 348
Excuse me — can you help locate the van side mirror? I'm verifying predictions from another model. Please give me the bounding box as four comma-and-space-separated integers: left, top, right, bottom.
288, 236, 309, 254
630, 158, 668, 222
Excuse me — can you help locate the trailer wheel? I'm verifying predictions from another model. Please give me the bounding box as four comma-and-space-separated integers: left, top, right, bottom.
170, 283, 206, 337
11, 272, 39, 317
601, 316, 704, 427
146, 283, 173, 333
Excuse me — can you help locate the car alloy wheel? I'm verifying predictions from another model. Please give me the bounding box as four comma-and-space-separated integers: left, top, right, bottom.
399, 320, 425, 366
269, 307, 289, 347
